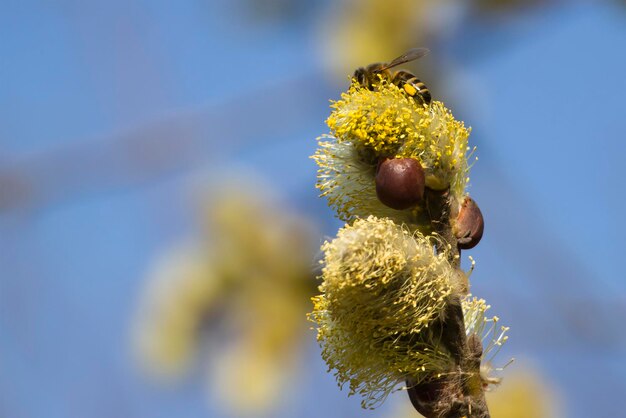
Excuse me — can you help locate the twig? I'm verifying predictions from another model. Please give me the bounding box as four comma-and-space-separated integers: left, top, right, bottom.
407, 189, 490, 418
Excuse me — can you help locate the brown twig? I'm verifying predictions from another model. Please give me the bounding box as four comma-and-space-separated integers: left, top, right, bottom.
406, 188, 490, 418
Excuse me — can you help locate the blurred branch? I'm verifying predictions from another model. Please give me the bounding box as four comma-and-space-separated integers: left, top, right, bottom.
0, 72, 328, 214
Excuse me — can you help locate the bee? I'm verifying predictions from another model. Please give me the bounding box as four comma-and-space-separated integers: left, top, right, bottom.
353, 47, 432, 105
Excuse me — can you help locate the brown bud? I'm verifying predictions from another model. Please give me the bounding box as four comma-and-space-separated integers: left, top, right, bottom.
375, 157, 425, 210
453, 196, 484, 250
406, 378, 446, 418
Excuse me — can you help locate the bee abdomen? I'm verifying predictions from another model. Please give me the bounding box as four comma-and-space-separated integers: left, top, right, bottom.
392, 70, 431, 105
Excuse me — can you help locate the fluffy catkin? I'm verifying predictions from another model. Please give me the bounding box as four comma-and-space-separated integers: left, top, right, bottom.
314, 80, 472, 226
309, 216, 465, 408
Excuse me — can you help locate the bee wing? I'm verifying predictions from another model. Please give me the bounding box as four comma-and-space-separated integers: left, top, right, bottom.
378, 47, 430, 71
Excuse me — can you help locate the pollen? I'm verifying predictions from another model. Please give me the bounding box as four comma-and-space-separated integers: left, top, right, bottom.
326, 81, 422, 154
403, 83, 418, 96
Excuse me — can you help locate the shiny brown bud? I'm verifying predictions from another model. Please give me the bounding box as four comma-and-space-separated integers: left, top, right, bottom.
406, 378, 447, 418
453, 196, 484, 249
375, 157, 425, 210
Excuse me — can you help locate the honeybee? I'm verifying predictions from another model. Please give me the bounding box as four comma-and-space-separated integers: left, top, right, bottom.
353, 47, 432, 105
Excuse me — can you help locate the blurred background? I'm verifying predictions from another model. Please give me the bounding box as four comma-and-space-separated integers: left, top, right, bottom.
1, 0, 626, 417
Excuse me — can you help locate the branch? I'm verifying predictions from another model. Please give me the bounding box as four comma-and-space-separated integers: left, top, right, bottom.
407, 189, 490, 418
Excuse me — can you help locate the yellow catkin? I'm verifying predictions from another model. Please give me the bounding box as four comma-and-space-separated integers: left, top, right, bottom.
308, 216, 461, 408
314, 81, 473, 224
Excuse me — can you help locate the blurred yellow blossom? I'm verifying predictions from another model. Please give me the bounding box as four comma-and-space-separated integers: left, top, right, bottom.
318, 0, 446, 80
486, 368, 562, 418
133, 247, 220, 378
133, 175, 317, 415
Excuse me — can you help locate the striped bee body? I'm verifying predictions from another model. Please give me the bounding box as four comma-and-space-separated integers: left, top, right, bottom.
392, 70, 431, 105
352, 47, 432, 106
